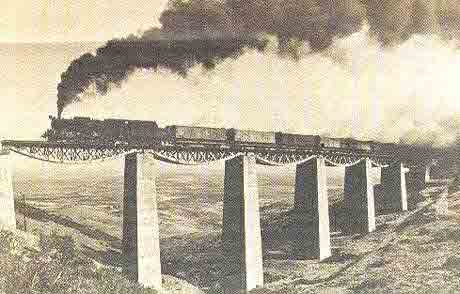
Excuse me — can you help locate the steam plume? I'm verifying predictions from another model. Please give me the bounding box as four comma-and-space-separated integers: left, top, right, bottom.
57, 0, 367, 116
56, 33, 267, 117
57, 0, 460, 119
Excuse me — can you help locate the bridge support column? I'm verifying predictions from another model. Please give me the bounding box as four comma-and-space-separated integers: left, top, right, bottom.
425, 165, 431, 183
407, 165, 430, 189
223, 154, 264, 292
123, 153, 161, 290
0, 152, 16, 230
344, 158, 376, 233
293, 157, 331, 260
381, 163, 408, 212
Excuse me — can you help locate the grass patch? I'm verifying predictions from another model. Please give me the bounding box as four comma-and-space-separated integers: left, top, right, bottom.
0, 230, 156, 294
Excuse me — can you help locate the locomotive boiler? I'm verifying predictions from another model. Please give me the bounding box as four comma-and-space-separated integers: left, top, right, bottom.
42, 116, 164, 145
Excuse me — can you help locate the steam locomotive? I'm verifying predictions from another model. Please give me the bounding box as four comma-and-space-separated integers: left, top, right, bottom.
42, 116, 386, 152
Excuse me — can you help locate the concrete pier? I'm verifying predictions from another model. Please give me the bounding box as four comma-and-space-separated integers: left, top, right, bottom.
123, 153, 162, 289
222, 154, 264, 292
344, 158, 376, 233
407, 165, 430, 189
294, 157, 331, 260
425, 165, 432, 183
0, 152, 16, 230
381, 163, 408, 211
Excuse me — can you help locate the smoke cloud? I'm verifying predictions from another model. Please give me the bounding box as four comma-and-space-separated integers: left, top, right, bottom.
57, 0, 371, 116
62, 26, 460, 148
366, 0, 460, 44
56, 34, 267, 118
56, 0, 261, 117
57, 0, 460, 146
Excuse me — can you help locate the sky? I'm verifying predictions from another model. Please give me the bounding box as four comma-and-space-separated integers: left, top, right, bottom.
1, 0, 169, 141
1, 0, 460, 147
2, 0, 168, 43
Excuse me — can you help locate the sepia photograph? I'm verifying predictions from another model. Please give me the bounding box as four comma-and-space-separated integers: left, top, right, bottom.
1, 1, 460, 293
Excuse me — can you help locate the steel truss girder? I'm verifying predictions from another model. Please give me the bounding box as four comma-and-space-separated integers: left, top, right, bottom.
0, 140, 423, 166
6, 145, 130, 163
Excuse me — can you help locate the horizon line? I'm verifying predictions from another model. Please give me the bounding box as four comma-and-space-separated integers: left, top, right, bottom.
0, 40, 105, 45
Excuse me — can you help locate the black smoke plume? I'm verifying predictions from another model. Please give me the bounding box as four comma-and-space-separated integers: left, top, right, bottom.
57, 0, 460, 117
56, 34, 267, 117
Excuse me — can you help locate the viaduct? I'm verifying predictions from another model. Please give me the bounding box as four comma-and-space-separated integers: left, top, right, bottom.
0, 138, 449, 292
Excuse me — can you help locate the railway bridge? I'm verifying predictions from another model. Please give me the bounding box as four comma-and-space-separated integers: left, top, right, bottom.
0, 138, 451, 292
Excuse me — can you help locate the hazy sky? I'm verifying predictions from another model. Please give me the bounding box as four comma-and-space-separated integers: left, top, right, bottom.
3, 0, 168, 43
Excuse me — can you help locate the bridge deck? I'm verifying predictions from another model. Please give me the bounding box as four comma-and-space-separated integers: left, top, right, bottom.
0, 139, 375, 155
0, 139, 446, 167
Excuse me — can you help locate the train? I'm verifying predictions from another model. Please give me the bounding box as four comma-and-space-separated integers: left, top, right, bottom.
42, 116, 395, 152
42, 116, 167, 146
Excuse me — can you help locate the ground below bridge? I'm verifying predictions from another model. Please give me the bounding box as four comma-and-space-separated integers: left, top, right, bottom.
10, 168, 460, 293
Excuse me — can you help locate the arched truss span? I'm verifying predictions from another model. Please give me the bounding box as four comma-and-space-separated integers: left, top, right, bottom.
148, 150, 243, 165
2, 142, 396, 167
5, 145, 133, 164
2, 138, 427, 168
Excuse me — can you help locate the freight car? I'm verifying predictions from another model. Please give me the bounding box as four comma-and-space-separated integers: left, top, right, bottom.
320, 137, 343, 149
275, 132, 320, 149
165, 125, 228, 144
320, 137, 372, 151
228, 129, 276, 145
342, 138, 372, 151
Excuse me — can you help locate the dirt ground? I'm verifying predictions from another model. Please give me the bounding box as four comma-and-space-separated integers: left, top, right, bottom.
13, 176, 460, 293
158, 186, 460, 293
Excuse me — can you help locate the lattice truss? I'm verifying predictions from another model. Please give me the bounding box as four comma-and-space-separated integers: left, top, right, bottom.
5, 144, 130, 164
1, 141, 397, 167
152, 148, 318, 165
150, 148, 240, 165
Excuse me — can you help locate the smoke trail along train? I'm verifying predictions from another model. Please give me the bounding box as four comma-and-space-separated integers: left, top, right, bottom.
57, 1, 460, 116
